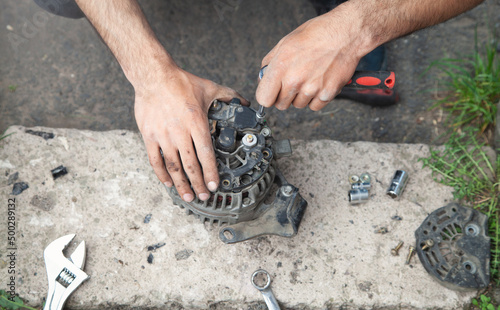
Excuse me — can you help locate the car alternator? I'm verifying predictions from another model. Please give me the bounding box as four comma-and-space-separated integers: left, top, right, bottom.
415, 202, 490, 290
165, 98, 308, 244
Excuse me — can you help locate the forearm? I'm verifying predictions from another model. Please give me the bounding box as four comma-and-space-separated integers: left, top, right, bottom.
75, 0, 175, 90
333, 0, 485, 58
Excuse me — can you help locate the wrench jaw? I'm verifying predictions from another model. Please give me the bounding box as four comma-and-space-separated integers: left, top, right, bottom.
43, 234, 89, 310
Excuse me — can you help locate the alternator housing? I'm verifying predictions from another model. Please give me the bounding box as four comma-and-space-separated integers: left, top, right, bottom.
165, 98, 307, 243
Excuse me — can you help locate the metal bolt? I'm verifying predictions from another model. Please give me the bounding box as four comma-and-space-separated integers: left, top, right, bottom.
237, 107, 244, 112
282, 185, 293, 196
391, 241, 404, 256
261, 127, 271, 137
406, 246, 416, 265
421, 239, 435, 251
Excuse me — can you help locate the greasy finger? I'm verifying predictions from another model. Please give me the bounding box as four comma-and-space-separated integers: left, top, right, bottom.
161, 146, 195, 202
274, 84, 298, 111
178, 142, 211, 201
145, 141, 173, 187
191, 120, 220, 193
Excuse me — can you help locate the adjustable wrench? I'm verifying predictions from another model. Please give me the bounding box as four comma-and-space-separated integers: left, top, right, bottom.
43, 234, 89, 310
251, 269, 281, 310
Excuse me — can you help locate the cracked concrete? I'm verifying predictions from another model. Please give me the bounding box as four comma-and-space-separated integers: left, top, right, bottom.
0, 126, 478, 309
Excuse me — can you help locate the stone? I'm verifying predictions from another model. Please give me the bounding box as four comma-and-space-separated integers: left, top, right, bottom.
0, 126, 478, 309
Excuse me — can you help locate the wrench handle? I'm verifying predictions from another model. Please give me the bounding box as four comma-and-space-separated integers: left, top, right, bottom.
261, 290, 281, 310
346, 71, 395, 89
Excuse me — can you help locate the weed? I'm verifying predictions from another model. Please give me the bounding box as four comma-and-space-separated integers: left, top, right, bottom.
8, 85, 17, 93
0, 132, 13, 141
0, 290, 38, 310
427, 35, 499, 136
419, 129, 499, 284
472, 294, 500, 310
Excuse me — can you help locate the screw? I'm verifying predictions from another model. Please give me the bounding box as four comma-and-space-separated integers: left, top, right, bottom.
421, 239, 435, 251
237, 107, 244, 112
391, 241, 404, 256
374, 227, 388, 234
406, 246, 416, 265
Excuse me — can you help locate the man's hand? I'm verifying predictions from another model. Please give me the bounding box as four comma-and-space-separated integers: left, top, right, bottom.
135, 66, 248, 202
75, 0, 249, 202
256, 6, 363, 112
256, 0, 484, 111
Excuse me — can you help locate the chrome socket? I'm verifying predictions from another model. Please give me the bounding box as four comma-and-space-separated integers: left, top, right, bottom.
348, 189, 369, 204
387, 170, 409, 199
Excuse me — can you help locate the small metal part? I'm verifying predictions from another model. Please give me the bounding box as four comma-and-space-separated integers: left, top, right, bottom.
348, 189, 369, 204
391, 241, 404, 256
349, 175, 360, 184
387, 170, 409, 199
261, 127, 272, 137
374, 227, 388, 234
351, 182, 371, 190
421, 239, 435, 251
251, 269, 281, 310
406, 246, 416, 265
360, 173, 371, 183
415, 203, 490, 290
242, 134, 258, 148
51, 165, 68, 180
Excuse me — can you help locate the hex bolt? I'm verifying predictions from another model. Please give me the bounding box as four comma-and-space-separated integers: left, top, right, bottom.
391, 241, 404, 256
282, 185, 293, 196
406, 246, 416, 265
421, 239, 435, 251
261, 127, 271, 137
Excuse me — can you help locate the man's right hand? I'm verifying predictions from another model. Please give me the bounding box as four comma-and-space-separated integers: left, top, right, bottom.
134, 65, 249, 202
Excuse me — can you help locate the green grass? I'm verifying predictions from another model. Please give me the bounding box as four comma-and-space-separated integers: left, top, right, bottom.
0, 290, 38, 310
420, 129, 499, 284
8, 85, 17, 93
472, 294, 500, 310
427, 35, 499, 135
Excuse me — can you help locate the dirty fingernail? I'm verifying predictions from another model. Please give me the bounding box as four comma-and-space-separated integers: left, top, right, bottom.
183, 193, 194, 202
164, 181, 173, 188
208, 181, 218, 192
199, 193, 210, 201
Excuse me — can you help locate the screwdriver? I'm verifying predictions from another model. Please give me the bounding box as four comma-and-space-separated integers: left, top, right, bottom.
256, 65, 396, 117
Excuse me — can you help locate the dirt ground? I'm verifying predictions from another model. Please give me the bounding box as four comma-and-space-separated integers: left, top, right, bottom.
1, 0, 499, 145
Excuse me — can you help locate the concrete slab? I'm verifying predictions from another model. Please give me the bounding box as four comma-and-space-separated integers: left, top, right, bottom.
0, 126, 477, 309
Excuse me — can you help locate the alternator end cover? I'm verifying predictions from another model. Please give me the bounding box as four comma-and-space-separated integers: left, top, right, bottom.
165, 98, 307, 243
415, 203, 490, 290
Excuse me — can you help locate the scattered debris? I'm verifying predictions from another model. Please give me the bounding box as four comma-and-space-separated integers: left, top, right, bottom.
11, 182, 29, 195
147, 242, 166, 251
7, 172, 19, 185
147, 253, 154, 264
391, 215, 402, 221
25, 129, 54, 140
374, 227, 388, 234
51, 165, 68, 179
144, 213, 152, 224
6, 25, 13, 31
175, 249, 193, 261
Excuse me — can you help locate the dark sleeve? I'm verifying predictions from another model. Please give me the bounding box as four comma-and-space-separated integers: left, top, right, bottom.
33, 0, 85, 19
